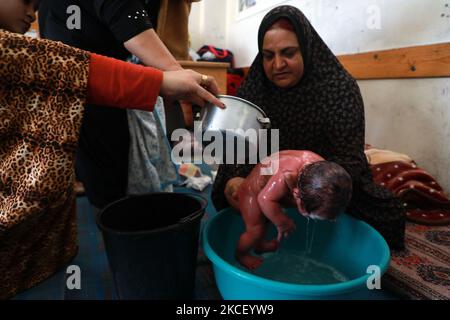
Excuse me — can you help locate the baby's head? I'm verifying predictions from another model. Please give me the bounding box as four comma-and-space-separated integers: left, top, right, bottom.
0, 0, 39, 34
293, 161, 352, 221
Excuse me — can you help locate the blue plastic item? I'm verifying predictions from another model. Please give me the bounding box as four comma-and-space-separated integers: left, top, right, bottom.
203, 208, 390, 300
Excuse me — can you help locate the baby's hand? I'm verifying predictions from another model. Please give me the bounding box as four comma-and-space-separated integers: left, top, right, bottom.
276, 217, 296, 243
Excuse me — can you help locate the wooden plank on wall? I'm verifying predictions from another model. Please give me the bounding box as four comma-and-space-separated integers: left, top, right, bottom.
337, 43, 450, 79
179, 60, 230, 94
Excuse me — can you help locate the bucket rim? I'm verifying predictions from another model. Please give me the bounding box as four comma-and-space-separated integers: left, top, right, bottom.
96, 192, 207, 236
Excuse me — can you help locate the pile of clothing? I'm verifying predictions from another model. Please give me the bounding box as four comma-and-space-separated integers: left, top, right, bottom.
365, 145, 450, 299
365, 146, 450, 225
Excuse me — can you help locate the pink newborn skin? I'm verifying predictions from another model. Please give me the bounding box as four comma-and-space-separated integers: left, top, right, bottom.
226, 150, 324, 270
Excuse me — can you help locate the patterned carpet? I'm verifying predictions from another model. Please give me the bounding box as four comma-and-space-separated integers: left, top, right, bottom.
383, 222, 450, 300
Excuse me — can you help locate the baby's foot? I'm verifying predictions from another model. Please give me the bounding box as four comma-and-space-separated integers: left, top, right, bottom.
236, 254, 264, 270
255, 239, 278, 254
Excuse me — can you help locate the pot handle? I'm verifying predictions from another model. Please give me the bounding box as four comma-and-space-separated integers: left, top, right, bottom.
257, 117, 271, 129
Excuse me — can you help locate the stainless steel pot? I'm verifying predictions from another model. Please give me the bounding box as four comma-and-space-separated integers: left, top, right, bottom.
199, 95, 271, 133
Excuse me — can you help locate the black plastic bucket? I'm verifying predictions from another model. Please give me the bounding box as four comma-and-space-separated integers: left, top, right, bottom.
96, 192, 207, 299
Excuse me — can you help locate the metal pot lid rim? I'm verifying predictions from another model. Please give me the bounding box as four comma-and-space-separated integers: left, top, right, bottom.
216, 94, 269, 118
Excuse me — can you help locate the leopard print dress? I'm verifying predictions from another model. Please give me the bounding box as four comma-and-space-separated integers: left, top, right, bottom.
0, 30, 90, 299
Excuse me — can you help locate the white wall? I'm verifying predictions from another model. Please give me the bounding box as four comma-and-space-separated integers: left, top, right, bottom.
361, 78, 450, 192
189, 0, 450, 193
189, 1, 228, 50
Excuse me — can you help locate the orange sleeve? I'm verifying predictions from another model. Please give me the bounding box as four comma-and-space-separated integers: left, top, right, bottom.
87, 53, 163, 112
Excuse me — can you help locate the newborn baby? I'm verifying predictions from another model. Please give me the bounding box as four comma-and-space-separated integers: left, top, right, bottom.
224, 150, 352, 270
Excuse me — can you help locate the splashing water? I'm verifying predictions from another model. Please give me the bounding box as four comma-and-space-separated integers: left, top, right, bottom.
253, 249, 349, 285
308, 219, 316, 254
304, 217, 310, 253
234, 218, 347, 285
303, 218, 317, 254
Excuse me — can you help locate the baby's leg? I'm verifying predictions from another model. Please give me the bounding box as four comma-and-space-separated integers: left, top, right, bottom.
236, 224, 266, 270
236, 191, 266, 270
255, 232, 278, 254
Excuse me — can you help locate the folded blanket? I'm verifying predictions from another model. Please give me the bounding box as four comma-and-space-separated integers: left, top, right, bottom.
365, 147, 414, 165
365, 147, 450, 225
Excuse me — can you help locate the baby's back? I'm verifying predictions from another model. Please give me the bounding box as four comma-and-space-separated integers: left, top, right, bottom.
245, 150, 320, 193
